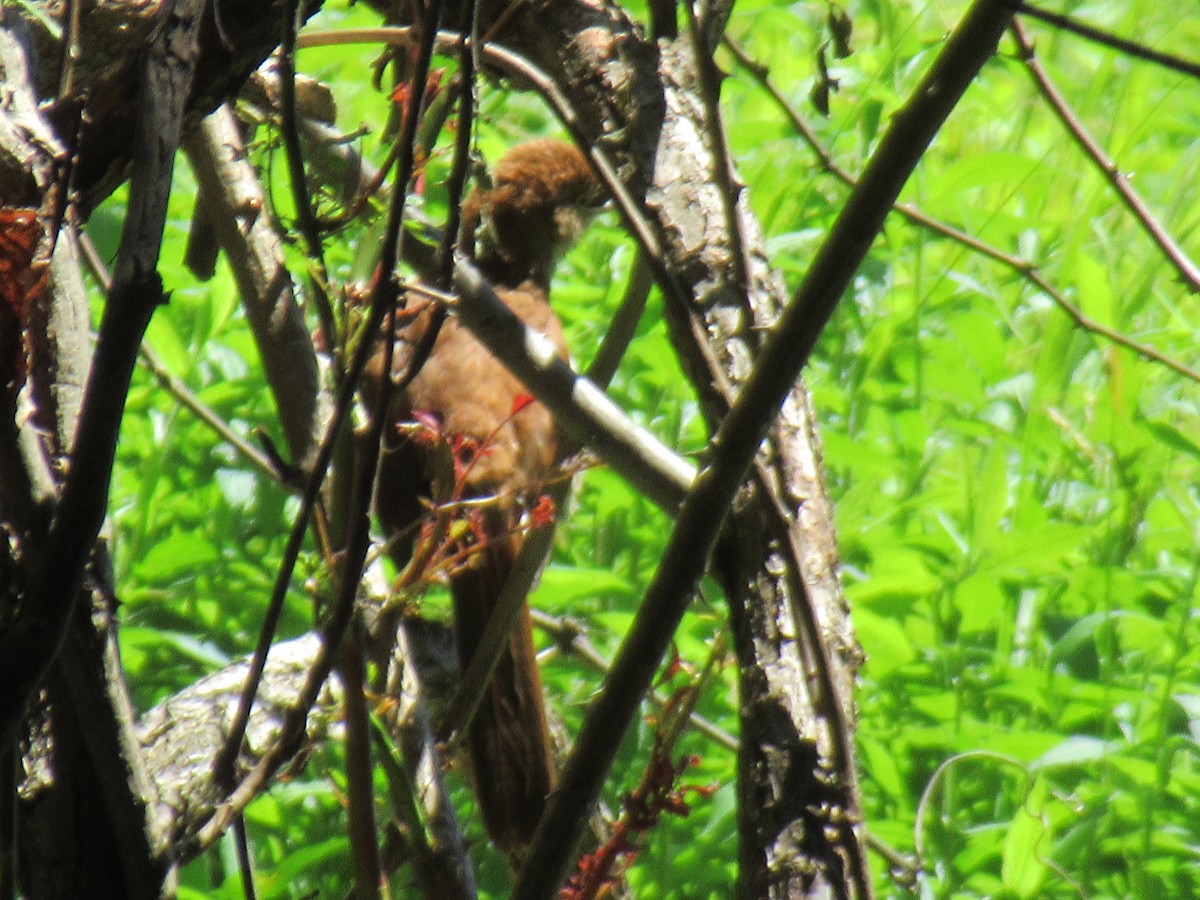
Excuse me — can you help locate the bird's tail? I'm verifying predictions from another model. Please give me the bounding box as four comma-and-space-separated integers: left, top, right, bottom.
450, 525, 555, 853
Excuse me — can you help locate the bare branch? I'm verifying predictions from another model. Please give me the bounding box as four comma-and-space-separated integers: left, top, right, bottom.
1010, 1, 1200, 79
9, 0, 317, 215
183, 104, 331, 466
79, 232, 290, 482
451, 260, 698, 509
202, 12, 441, 858
1010, 21, 1200, 292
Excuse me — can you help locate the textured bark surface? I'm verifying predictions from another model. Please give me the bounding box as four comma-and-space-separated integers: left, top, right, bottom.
19, 627, 459, 857
183, 106, 329, 466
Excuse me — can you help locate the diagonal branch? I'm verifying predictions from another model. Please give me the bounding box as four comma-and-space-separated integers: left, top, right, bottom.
1009, 1, 1200, 80
371, 3, 866, 892
451, 260, 698, 509
199, 9, 440, 858
1010, 21, 1200, 292
183, 104, 331, 466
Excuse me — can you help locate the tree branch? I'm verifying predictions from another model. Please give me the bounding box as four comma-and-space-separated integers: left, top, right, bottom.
451, 261, 697, 509
1010, 20, 1200, 292
183, 104, 331, 466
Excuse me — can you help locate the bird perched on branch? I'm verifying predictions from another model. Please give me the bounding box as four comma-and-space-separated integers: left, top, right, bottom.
369, 138, 603, 852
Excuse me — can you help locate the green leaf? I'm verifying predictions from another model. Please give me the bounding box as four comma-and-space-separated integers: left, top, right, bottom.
952, 571, 1006, 634
131, 628, 230, 670
982, 523, 1089, 574
854, 607, 916, 677
144, 314, 190, 374
532, 565, 634, 608
135, 532, 221, 581
256, 835, 349, 895
1141, 419, 1200, 463
859, 735, 907, 800
1031, 736, 1115, 771
1001, 776, 1050, 899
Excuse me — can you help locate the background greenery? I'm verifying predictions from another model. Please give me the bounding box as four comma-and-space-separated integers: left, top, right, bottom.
84, 1, 1199, 896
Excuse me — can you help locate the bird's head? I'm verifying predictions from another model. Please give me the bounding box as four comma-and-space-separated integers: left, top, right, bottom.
466, 139, 605, 287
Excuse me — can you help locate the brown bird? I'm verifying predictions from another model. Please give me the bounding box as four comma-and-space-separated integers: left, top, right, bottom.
369, 139, 602, 852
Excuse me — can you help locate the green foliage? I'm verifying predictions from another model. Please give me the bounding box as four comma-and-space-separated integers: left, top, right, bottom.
87, 0, 1200, 896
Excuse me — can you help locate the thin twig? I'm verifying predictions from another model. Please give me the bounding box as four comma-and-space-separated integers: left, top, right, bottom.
376, 619, 479, 899
0, 0, 206, 753
1008, 1, 1200, 80
563, 629, 728, 895
1012, 22, 1200, 296
389, 3, 482, 405
280, 0, 336, 352
437, 11, 478, 285
1011, 20, 1200, 292
207, 267, 383, 814
339, 621, 383, 895
183, 105, 329, 465
140, 346, 282, 480
232, 815, 258, 900
194, 4, 441, 858
532, 610, 738, 753
585, 251, 653, 387
55, 0, 81, 100
368, 715, 455, 899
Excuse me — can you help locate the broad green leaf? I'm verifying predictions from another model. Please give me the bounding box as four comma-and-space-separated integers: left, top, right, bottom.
859, 735, 907, 800
135, 532, 221, 581
532, 565, 635, 607
144, 314, 190, 375
1142, 418, 1200, 463
1001, 776, 1050, 898
981, 523, 1089, 574
256, 836, 349, 894
952, 571, 1005, 634
854, 607, 917, 677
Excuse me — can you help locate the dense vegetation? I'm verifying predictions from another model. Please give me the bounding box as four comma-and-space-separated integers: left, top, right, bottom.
82, 1, 1200, 896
